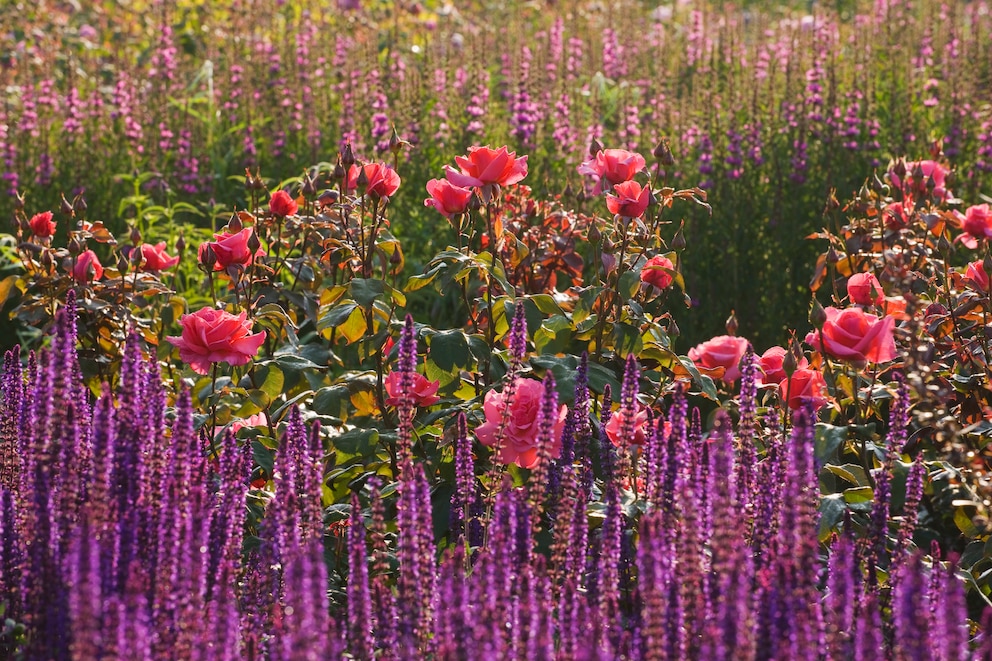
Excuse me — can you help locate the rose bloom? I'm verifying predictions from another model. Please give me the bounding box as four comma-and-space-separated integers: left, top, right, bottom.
889, 159, 950, 201
606, 180, 650, 219
269, 190, 298, 217
847, 272, 884, 306
758, 346, 808, 386
166, 307, 266, 375
72, 250, 104, 283
348, 163, 400, 199
640, 254, 675, 290
804, 306, 897, 366
29, 211, 56, 238
966, 260, 991, 292
231, 412, 269, 435
139, 242, 180, 272
688, 335, 750, 384
444, 145, 528, 189
475, 378, 567, 469
384, 371, 441, 408
577, 148, 647, 194
960, 204, 992, 248
882, 201, 911, 231
198, 228, 262, 271
779, 368, 830, 410
424, 178, 473, 218
604, 402, 651, 447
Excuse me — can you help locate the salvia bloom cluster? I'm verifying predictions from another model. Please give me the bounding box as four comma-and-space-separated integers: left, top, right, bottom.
1, 301, 988, 659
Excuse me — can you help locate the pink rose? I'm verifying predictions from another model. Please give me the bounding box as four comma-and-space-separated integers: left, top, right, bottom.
29, 211, 56, 238
577, 148, 647, 194
198, 228, 263, 271
606, 180, 650, 219
779, 368, 829, 410
758, 346, 808, 386
640, 254, 675, 290
384, 371, 441, 408
444, 145, 528, 189
72, 250, 104, 283
424, 178, 473, 218
688, 335, 750, 384
804, 306, 897, 366
889, 159, 950, 201
882, 201, 911, 231
231, 412, 269, 435
966, 260, 991, 292
166, 307, 266, 375
960, 204, 992, 249
269, 190, 298, 217
847, 272, 884, 306
361, 162, 401, 200
139, 242, 180, 272
604, 402, 651, 447
475, 378, 567, 469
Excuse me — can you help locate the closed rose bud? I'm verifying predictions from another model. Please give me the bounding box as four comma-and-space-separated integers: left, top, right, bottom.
725, 310, 739, 336
117, 252, 130, 274
229, 212, 243, 233
588, 223, 601, 243
60, 194, 74, 216
782, 344, 798, 376
68, 237, 83, 255
72, 194, 87, 213
175, 234, 186, 255
247, 230, 261, 255
810, 298, 827, 328
302, 173, 316, 197
668, 318, 680, 339
589, 137, 603, 157
672, 223, 686, 251
199, 243, 217, 270
333, 161, 346, 181
341, 143, 356, 167
130, 226, 141, 245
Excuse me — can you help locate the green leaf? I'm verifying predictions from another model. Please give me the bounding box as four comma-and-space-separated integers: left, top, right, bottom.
252, 439, 275, 475
312, 385, 350, 419
332, 428, 379, 457
618, 270, 640, 299
527, 293, 564, 316
843, 486, 874, 504
257, 364, 285, 401
318, 301, 359, 332
430, 329, 470, 371
815, 423, 848, 463
819, 494, 847, 541
351, 278, 386, 308
0, 275, 18, 308
825, 463, 869, 486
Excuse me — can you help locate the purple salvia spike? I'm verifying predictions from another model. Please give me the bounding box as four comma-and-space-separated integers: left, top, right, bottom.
526, 374, 559, 536
395, 314, 418, 467
68, 513, 103, 660
299, 420, 324, 541
791, 407, 826, 654
865, 459, 892, 592
892, 552, 929, 660
548, 467, 578, 590
825, 530, 859, 660
572, 353, 594, 493
0, 348, 23, 490
451, 412, 475, 544
369, 479, 396, 652
116, 562, 153, 660
544, 406, 576, 520
614, 354, 639, 480
509, 302, 528, 368
0, 487, 20, 620
434, 546, 471, 660
348, 491, 375, 659
278, 539, 331, 658
929, 554, 969, 661
396, 463, 434, 655
892, 456, 926, 586
202, 564, 241, 661
974, 608, 992, 661
596, 477, 623, 654
887, 372, 910, 452
853, 590, 884, 661
736, 344, 758, 522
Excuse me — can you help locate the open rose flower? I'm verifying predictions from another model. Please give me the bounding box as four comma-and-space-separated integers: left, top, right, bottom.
269, 190, 298, 217
231, 412, 269, 435
779, 368, 830, 410
424, 178, 473, 218
198, 228, 263, 271
604, 402, 651, 447
475, 378, 567, 469
577, 148, 647, 194
959, 204, 992, 248
346, 163, 402, 200
444, 145, 528, 191
606, 180, 650, 219
29, 211, 56, 238
688, 335, 750, 384
889, 159, 950, 201
72, 250, 104, 283
384, 371, 441, 408
882, 201, 912, 231
966, 259, 991, 292
166, 307, 266, 375
758, 346, 808, 386
640, 254, 676, 290
804, 306, 896, 366
139, 242, 180, 272
847, 272, 884, 306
